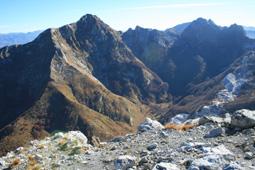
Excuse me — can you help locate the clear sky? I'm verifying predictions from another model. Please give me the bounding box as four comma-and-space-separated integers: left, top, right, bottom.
0, 0, 254, 33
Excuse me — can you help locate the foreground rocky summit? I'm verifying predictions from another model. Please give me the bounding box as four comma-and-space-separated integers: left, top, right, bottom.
1, 114, 255, 170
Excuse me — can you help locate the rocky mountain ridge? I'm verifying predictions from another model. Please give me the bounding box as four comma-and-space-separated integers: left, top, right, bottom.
0, 14, 168, 156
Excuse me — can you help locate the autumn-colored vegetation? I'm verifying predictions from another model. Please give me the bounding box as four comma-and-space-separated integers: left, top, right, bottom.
164, 123, 196, 131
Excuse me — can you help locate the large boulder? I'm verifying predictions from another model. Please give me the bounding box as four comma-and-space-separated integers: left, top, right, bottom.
231, 109, 255, 129
138, 118, 164, 132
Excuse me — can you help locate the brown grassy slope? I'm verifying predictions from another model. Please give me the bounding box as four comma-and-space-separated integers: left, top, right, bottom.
0, 81, 145, 156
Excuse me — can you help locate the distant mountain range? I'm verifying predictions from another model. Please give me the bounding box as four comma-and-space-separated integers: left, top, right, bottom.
0, 31, 42, 48
0, 15, 255, 156
244, 26, 255, 39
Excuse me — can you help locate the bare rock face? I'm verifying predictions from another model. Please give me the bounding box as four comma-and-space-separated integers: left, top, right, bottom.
0, 14, 169, 156
122, 26, 178, 79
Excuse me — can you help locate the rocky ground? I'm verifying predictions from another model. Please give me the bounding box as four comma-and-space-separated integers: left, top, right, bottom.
1, 111, 255, 170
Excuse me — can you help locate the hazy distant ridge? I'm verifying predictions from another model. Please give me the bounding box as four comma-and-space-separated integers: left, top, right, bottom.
0, 31, 42, 48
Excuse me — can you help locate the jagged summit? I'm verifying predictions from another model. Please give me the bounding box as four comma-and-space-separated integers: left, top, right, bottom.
134, 25, 145, 30
133, 25, 154, 31
76, 14, 115, 36
181, 18, 220, 42
191, 17, 216, 26
33, 14, 118, 50
181, 18, 247, 43
225, 24, 246, 38
78, 14, 101, 23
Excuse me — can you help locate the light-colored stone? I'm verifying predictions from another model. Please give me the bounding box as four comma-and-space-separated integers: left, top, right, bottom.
152, 162, 179, 170
244, 152, 253, 160
138, 118, 164, 132
223, 162, 244, 170
188, 154, 222, 170
231, 109, 255, 129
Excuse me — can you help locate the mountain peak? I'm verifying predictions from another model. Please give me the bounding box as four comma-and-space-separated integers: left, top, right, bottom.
228, 24, 245, 33
192, 17, 215, 25
75, 14, 110, 33
78, 14, 101, 24
181, 18, 220, 42
134, 26, 149, 31
183, 18, 216, 32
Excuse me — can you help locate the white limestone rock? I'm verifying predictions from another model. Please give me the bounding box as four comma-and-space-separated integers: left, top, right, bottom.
138, 117, 164, 132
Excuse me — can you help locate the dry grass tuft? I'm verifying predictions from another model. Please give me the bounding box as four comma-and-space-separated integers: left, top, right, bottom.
26, 154, 40, 170
11, 158, 21, 167
164, 123, 196, 131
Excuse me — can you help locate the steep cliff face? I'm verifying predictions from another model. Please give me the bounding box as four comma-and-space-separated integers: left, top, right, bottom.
0, 14, 169, 155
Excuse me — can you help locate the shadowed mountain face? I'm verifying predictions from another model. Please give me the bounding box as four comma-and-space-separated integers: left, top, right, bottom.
123, 18, 252, 97
122, 26, 178, 80
166, 19, 249, 96
0, 14, 169, 155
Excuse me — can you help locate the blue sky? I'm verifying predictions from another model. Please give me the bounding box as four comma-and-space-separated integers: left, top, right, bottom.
0, 0, 254, 33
